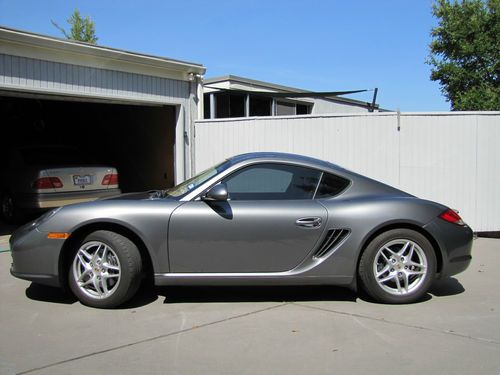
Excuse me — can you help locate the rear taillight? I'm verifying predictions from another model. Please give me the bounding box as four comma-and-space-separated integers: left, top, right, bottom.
33, 177, 63, 189
102, 173, 119, 186
439, 209, 465, 226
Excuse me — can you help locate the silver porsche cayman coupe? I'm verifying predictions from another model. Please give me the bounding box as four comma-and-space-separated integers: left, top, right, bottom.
10, 152, 473, 308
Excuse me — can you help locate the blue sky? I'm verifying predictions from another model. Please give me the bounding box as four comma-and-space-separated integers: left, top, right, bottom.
0, 0, 448, 111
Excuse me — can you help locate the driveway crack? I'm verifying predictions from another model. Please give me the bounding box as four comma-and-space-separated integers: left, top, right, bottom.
292, 302, 500, 345
17, 302, 289, 375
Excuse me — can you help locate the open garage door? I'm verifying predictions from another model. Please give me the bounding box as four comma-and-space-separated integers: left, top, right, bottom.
1, 94, 177, 195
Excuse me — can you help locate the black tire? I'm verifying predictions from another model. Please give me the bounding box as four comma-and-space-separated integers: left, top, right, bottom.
358, 229, 436, 304
1, 192, 24, 224
68, 230, 143, 308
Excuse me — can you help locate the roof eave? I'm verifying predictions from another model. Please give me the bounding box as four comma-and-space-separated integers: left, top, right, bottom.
0, 26, 206, 80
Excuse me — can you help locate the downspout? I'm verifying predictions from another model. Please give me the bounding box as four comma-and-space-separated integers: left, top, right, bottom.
186, 72, 203, 179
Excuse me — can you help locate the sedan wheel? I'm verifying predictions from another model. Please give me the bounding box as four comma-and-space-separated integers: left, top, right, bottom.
1, 193, 23, 224
69, 230, 142, 308
359, 229, 436, 304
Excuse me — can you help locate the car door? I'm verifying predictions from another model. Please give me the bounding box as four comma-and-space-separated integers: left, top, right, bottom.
168, 163, 328, 273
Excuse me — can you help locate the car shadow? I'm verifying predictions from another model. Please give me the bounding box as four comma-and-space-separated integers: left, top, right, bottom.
25, 283, 77, 305
24, 278, 464, 308
357, 276, 465, 305
428, 277, 465, 297
25, 281, 160, 308
156, 285, 358, 304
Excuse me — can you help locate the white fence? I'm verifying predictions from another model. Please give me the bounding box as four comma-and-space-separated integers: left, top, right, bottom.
194, 112, 500, 232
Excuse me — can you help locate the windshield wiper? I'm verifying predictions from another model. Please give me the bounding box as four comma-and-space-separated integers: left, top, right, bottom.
148, 190, 167, 199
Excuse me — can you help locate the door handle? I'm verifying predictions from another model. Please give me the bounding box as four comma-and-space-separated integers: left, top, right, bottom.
295, 217, 322, 228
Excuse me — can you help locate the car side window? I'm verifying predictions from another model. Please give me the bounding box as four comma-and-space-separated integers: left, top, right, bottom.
314, 173, 350, 198
222, 163, 322, 200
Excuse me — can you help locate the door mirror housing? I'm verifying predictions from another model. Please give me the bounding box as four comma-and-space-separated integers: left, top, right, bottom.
202, 183, 229, 201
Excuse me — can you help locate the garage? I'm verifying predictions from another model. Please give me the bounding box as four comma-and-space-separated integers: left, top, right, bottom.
1, 95, 176, 192
0, 26, 205, 221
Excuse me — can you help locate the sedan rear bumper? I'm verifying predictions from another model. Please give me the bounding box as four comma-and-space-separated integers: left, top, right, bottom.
17, 189, 121, 210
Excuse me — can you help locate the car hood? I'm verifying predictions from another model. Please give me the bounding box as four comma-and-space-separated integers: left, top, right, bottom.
102, 191, 168, 201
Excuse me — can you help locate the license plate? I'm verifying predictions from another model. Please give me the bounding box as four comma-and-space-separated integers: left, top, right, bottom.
73, 175, 92, 185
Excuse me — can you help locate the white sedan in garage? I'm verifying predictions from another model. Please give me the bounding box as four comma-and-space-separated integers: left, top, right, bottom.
0, 145, 121, 223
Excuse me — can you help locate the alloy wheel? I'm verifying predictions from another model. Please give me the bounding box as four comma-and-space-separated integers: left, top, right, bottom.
72, 241, 121, 299
373, 239, 428, 296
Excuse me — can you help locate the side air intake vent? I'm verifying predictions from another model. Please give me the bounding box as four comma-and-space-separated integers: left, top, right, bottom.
313, 229, 350, 259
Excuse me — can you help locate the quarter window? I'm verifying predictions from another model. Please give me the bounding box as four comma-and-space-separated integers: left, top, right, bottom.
315, 173, 350, 198
222, 163, 322, 200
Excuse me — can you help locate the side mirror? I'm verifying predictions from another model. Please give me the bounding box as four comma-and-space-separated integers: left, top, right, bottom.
201, 183, 229, 202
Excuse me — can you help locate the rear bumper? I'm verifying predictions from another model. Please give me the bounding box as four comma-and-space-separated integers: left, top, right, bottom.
423, 218, 473, 278
17, 189, 121, 210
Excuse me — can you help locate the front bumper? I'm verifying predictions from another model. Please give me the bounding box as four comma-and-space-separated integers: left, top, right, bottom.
9, 223, 64, 287
17, 188, 121, 210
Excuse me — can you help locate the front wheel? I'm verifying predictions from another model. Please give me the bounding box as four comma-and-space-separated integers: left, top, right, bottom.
358, 229, 436, 304
68, 230, 142, 308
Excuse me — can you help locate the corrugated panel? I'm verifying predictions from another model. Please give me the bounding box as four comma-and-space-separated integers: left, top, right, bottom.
476, 115, 500, 231
399, 114, 478, 229
195, 112, 500, 231
0, 53, 189, 104
195, 114, 399, 186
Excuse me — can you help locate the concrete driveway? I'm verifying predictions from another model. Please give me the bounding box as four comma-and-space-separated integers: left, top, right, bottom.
1, 238, 499, 375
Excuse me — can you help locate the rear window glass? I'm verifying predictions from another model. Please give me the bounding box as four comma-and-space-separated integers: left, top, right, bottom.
315, 173, 350, 198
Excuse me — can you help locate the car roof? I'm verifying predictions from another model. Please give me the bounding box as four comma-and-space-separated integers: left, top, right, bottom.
226, 152, 347, 173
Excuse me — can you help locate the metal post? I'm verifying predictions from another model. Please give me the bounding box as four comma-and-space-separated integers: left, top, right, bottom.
370, 88, 378, 112
210, 93, 216, 119
244, 94, 250, 117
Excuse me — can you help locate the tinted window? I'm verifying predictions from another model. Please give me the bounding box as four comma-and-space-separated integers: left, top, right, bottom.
315, 173, 350, 198
222, 163, 321, 200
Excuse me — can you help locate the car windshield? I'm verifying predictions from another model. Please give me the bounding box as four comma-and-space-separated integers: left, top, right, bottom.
164, 160, 231, 198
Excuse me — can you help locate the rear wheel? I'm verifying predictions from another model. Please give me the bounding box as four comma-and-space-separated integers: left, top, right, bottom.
358, 229, 436, 304
68, 230, 142, 308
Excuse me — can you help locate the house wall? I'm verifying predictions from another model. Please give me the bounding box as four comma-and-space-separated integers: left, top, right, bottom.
310, 97, 371, 114
194, 112, 500, 231
0, 53, 191, 105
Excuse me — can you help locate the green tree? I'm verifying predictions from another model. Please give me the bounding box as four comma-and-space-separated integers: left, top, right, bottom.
428, 0, 499, 110
52, 9, 98, 44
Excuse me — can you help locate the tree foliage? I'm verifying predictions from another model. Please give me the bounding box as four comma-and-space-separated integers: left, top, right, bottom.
428, 0, 499, 110
52, 9, 98, 44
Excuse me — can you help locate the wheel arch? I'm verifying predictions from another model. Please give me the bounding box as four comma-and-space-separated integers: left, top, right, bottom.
356, 222, 443, 276
58, 222, 154, 291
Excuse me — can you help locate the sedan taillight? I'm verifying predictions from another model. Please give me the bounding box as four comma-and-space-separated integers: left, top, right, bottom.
102, 173, 119, 186
33, 177, 63, 189
439, 209, 465, 226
